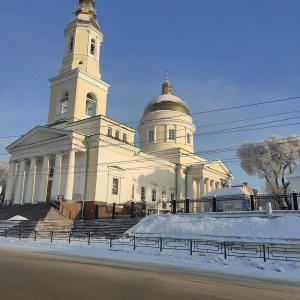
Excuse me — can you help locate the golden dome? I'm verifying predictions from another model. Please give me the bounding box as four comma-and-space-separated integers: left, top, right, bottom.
143, 79, 190, 116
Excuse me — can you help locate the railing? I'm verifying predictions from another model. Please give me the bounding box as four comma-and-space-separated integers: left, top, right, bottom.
49, 197, 71, 219
1, 229, 299, 263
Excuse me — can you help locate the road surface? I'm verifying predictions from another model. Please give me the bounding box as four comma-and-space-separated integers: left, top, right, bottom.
0, 249, 299, 300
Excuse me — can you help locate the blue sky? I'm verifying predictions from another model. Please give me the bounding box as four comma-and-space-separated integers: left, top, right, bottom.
0, 0, 300, 191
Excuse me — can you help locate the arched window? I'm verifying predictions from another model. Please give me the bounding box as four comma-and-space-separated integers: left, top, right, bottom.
86, 93, 96, 116
61, 93, 68, 114
70, 37, 74, 53
90, 39, 95, 55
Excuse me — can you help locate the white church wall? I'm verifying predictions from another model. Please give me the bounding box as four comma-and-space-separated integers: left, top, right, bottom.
91, 144, 176, 204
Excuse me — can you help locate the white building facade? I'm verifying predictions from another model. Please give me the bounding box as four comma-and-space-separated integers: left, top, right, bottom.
4, 0, 233, 214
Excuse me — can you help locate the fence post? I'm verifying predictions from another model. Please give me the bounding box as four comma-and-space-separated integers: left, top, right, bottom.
224, 242, 227, 259
112, 202, 116, 220
88, 232, 91, 245
263, 244, 266, 262
213, 196, 217, 213
185, 198, 190, 214
110, 234, 113, 248
130, 201, 135, 219
190, 239, 193, 256
34, 230, 37, 241
292, 191, 298, 211
160, 237, 163, 252
133, 235, 136, 250
4, 229, 7, 238
50, 230, 53, 242
172, 199, 177, 214
69, 232, 72, 244
250, 194, 255, 211
19, 229, 22, 240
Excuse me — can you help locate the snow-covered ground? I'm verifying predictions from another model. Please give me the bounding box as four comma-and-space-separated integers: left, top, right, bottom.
126, 212, 300, 243
0, 212, 299, 283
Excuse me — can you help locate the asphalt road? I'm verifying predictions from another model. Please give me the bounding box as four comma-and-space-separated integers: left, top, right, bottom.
0, 249, 299, 300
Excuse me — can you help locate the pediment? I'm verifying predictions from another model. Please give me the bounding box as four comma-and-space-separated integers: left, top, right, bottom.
6, 126, 72, 151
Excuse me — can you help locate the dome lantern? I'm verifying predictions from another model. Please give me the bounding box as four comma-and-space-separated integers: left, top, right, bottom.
162, 71, 172, 95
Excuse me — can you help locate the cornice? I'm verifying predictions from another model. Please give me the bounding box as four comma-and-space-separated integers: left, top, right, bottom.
64, 20, 102, 36
49, 68, 110, 92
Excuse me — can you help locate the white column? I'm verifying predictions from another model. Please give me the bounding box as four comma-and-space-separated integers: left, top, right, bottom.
38, 155, 49, 203
14, 160, 26, 204
64, 150, 75, 201
24, 158, 37, 204
154, 126, 157, 143
187, 176, 194, 199
211, 179, 215, 192
50, 153, 63, 199
205, 178, 209, 194
200, 177, 205, 197
4, 161, 16, 202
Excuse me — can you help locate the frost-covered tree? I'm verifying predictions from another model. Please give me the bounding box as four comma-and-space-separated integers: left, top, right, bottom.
236, 135, 300, 194
0, 160, 9, 183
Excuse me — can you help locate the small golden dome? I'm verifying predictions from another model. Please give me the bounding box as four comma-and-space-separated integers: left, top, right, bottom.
143, 77, 190, 116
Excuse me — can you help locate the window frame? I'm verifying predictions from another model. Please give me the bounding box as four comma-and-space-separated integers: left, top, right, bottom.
90, 39, 96, 55
61, 93, 69, 114
85, 94, 96, 117
112, 178, 119, 195
141, 186, 145, 201
169, 129, 175, 140
107, 127, 112, 137
187, 133, 191, 144
149, 130, 154, 142
152, 189, 157, 202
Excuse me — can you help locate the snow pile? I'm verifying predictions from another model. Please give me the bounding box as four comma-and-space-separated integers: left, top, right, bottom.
8, 215, 28, 221
126, 213, 300, 242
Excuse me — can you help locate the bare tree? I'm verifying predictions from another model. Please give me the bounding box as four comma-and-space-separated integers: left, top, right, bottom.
236, 135, 300, 194
0, 160, 9, 183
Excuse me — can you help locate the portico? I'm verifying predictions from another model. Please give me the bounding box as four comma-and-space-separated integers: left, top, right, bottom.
5, 127, 86, 204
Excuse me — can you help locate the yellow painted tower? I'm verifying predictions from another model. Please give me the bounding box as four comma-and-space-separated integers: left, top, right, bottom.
47, 0, 110, 125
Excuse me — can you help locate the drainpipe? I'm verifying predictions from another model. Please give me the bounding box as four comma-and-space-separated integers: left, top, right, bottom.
175, 164, 178, 200
81, 135, 90, 220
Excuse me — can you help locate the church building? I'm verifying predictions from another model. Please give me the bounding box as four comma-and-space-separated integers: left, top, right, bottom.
4, 0, 233, 217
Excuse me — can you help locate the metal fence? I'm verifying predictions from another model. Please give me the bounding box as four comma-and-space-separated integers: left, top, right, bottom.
2, 229, 300, 263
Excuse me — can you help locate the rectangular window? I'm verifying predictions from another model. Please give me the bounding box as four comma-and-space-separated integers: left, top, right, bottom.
169, 129, 175, 140
123, 133, 128, 142
131, 184, 135, 199
141, 187, 145, 201
149, 130, 154, 141
187, 133, 190, 144
115, 130, 120, 140
108, 127, 112, 137
152, 189, 156, 202
112, 178, 119, 195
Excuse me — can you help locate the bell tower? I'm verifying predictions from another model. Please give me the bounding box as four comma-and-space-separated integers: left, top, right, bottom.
47, 0, 110, 125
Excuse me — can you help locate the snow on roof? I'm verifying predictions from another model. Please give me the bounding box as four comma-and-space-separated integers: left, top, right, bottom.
148, 94, 187, 106
8, 215, 28, 221
287, 164, 300, 179
201, 187, 250, 198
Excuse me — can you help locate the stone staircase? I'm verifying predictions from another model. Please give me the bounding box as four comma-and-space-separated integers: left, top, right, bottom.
0, 203, 140, 239
71, 218, 140, 237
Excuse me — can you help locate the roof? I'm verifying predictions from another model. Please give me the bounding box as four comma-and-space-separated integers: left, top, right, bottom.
201, 187, 250, 198
143, 94, 190, 116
